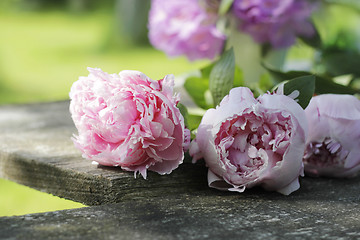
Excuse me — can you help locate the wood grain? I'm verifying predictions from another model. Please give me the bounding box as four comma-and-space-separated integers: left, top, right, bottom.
0, 101, 208, 205
0, 101, 360, 239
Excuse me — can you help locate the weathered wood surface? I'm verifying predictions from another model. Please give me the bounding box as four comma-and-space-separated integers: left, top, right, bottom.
1, 185, 360, 240
0, 101, 207, 205
0, 101, 360, 239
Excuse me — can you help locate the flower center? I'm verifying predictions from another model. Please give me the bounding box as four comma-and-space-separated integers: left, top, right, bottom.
303, 138, 349, 167
215, 109, 293, 180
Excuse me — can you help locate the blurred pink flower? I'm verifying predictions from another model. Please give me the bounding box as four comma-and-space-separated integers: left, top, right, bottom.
148, 0, 225, 61
303, 94, 360, 177
232, 0, 316, 48
70, 68, 189, 179
190, 87, 307, 195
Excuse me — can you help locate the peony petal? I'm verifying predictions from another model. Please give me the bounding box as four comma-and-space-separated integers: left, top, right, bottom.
233, 0, 316, 48
311, 94, 360, 120
70, 68, 187, 178
259, 93, 308, 140
189, 140, 203, 163
208, 169, 244, 192
183, 128, 191, 151
276, 178, 300, 195
155, 140, 182, 161
304, 100, 330, 143
150, 122, 163, 139
158, 117, 175, 136
148, 0, 225, 61
193, 87, 306, 195
304, 94, 360, 178
159, 74, 175, 98
200, 87, 256, 130
344, 150, 360, 169
149, 156, 183, 175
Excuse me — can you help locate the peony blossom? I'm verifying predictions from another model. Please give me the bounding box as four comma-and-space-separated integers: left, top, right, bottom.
232, 0, 316, 48
190, 87, 307, 195
303, 94, 360, 178
70, 68, 190, 179
148, 0, 225, 61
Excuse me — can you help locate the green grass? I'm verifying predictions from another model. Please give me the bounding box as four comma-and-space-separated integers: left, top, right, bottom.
0, 10, 205, 104
0, 179, 85, 216
0, 10, 205, 217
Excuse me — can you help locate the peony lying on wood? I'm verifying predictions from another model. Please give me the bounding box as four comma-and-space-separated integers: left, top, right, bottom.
303, 94, 360, 178
70, 68, 189, 179
190, 87, 308, 195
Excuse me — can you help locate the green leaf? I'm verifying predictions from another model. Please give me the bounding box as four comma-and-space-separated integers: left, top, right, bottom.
314, 75, 359, 95
176, 103, 203, 135
262, 63, 309, 83
187, 114, 203, 131
261, 43, 272, 58
177, 103, 189, 128
258, 73, 273, 92
184, 76, 213, 109
233, 65, 244, 88
283, 75, 315, 109
200, 62, 215, 78
218, 0, 234, 15
321, 49, 360, 77
209, 48, 235, 106
264, 64, 360, 95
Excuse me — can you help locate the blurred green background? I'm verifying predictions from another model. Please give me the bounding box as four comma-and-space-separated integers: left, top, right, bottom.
0, 0, 204, 216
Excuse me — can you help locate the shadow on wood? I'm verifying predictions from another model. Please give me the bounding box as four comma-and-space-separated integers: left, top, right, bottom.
0, 101, 359, 239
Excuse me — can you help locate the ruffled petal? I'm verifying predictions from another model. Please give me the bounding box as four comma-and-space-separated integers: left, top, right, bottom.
69, 68, 187, 178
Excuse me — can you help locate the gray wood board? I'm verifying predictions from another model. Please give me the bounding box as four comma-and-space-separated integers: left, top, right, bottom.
0, 101, 359, 239
1, 185, 360, 240
0, 101, 207, 205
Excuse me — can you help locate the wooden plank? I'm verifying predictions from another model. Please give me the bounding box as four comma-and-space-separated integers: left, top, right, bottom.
0, 101, 208, 205
0, 101, 360, 239
1, 182, 360, 240
1, 102, 360, 204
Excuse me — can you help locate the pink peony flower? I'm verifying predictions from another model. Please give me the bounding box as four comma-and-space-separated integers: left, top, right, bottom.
232, 0, 316, 48
69, 68, 190, 179
148, 0, 225, 61
303, 94, 360, 178
190, 87, 307, 195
